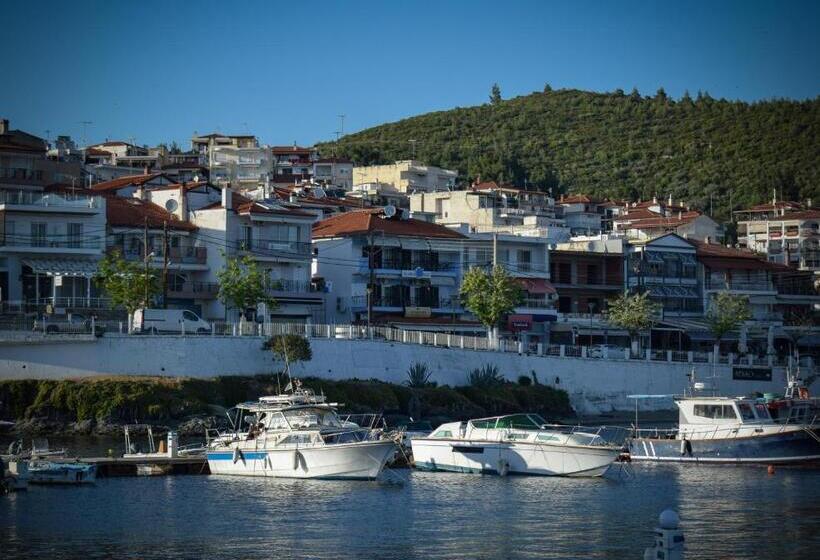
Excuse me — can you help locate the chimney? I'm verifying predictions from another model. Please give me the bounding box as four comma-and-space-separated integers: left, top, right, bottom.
222, 185, 232, 210
0, 118, 8, 134
178, 183, 188, 221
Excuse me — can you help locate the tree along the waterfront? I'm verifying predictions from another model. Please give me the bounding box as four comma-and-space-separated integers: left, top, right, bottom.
460, 265, 523, 348
606, 292, 660, 356
217, 255, 277, 322
95, 250, 159, 326
705, 292, 752, 352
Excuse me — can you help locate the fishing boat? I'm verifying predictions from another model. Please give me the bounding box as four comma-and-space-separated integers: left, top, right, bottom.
206, 380, 397, 479
28, 460, 97, 484
629, 371, 820, 465
411, 414, 628, 477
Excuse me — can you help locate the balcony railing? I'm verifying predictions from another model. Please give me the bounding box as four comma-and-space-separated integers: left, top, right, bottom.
110, 245, 207, 264
351, 295, 460, 309
377, 258, 456, 272
234, 240, 311, 258
167, 281, 219, 299
266, 279, 316, 293
0, 190, 102, 209
704, 280, 774, 292
3, 234, 103, 250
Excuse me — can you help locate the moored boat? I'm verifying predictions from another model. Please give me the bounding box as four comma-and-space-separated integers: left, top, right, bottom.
206, 380, 397, 480
28, 460, 97, 484
411, 414, 628, 477
629, 373, 820, 465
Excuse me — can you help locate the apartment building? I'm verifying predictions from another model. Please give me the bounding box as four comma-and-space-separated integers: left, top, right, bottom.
625, 233, 703, 317
312, 208, 470, 330
188, 187, 321, 322
191, 133, 270, 190
271, 145, 317, 186
734, 200, 819, 277
613, 197, 722, 242
462, 232, 557, 342
409, 185, 569, 241
354, 160, 457, 194
550, 237, 625, 315
0, 120, 103, 311
313, 158, 353, 189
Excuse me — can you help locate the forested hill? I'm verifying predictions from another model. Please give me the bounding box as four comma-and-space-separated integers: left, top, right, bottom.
319, 88, 820, 217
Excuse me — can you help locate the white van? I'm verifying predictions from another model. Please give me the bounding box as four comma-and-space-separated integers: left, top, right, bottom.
132, 308, 211, 334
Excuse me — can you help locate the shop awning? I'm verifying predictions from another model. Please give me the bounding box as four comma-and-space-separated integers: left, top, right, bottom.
22, 258, 100, 277
515, 278, 556, 294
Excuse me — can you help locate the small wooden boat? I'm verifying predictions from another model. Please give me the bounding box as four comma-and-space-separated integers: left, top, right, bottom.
28, 461, 96, 484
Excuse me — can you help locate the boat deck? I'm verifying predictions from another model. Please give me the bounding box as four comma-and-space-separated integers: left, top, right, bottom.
2, 455, 209, 477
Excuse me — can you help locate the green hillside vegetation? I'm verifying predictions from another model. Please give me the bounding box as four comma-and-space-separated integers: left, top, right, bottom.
319, 87, 820, 218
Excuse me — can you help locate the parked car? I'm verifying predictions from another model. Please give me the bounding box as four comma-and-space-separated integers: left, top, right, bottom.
587, 344, 627, 359
132, 308, 211, 334
34, 313, 105, 337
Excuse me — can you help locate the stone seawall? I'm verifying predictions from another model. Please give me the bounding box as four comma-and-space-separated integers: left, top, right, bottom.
0, 335, 788, 414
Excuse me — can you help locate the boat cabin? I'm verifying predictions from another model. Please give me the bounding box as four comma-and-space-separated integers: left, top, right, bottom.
676, 397, 773, 432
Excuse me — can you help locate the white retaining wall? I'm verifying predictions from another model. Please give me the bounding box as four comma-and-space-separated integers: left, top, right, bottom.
0, 335, 788, 414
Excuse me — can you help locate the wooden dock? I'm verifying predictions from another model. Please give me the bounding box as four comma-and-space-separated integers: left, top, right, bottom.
59, 455, 209, 477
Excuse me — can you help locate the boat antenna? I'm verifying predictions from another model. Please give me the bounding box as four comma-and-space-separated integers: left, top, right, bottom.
282, 335, 292, 391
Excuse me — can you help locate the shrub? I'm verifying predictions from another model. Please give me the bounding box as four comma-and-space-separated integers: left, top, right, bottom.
467, 364, 504, 387
406, 362, 433, 388
517, 375, 532, 386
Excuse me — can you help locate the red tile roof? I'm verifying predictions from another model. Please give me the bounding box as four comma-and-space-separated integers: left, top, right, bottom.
315, 157, 352, 164
617, 210, 703, 229
313, 208, 466, 240
693, 240, 777, 270
90, 173, 170, 192
736, 201, 803, 213
271, 146, 314, 154
773, 210, 820, 220
105, 196, 196, 231
197, 189, 314, 217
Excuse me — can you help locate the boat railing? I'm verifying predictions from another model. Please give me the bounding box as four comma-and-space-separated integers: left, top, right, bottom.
633, 422, 804, 441
538, 424, 631, 448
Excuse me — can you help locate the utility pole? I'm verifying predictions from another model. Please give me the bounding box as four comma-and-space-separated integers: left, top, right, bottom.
161, 220, 170, 308
367, 231, 374, 330
143, 217, 150, 307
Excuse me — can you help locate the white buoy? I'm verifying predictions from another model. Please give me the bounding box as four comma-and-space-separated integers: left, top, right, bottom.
644, 509, 685, 560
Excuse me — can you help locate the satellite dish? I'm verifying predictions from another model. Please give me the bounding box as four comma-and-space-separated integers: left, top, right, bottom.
383, 204, 397, 218
165, 199, 178, 212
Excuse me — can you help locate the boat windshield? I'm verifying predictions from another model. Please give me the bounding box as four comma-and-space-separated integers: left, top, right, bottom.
283, 408, 343, 429
474, 414, 546, 430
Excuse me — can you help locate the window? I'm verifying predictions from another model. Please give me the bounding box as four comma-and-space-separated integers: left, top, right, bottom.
754, 404, 771, 421
67, 223, 82, 248
31, 223, 46, 247
242, 226, 253, 249
737, 403, 756, 421
4, 220, 14, 245
693, 404, 737, 420
433, 430, 453, 438
182, 310, 198, 321
517, 250, 532, 272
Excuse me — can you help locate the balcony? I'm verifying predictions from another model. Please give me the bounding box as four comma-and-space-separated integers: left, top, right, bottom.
109, 245, 207, 265
350, 294, 460, 310
0, 190, 102, 212
704, 280, 774, 292
3, 234, 103, 251
234, 240, 311, 258
167, 281, 219, 299
265, 278, 316, 294
375, 257, 457, 273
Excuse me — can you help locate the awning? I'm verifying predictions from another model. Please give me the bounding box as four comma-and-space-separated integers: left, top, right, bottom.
22, 258, 100, 277
515, 278, 556, 294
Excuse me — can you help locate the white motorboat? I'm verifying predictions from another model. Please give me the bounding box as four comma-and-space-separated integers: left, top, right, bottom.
411, 414, 627, 477
28, 460, 96, 484
206, 380, 397, 480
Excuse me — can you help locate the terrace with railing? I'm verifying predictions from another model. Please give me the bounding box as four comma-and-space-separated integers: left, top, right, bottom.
0, 189, 102, 210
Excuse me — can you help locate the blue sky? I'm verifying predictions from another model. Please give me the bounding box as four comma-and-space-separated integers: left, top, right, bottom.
2, 0, 818, 148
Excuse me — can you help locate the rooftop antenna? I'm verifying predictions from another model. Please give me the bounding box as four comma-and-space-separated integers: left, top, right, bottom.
79, 121, 93, 147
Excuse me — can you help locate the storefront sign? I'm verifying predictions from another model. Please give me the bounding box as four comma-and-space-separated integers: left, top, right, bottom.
732, 366, 772, 381
507, 314, 533, 332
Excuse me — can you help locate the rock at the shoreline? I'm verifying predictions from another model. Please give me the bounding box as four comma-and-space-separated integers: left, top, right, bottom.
69, 419, 95, 435
176, 416, 218, 437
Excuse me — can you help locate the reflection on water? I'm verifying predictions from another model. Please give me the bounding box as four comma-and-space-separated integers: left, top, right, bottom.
2, 460, 819, 559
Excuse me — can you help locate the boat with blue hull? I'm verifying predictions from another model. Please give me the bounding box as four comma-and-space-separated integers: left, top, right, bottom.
629, 375, 820, 465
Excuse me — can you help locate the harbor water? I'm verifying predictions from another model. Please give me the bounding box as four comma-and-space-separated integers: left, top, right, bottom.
2, 458, 819, 559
